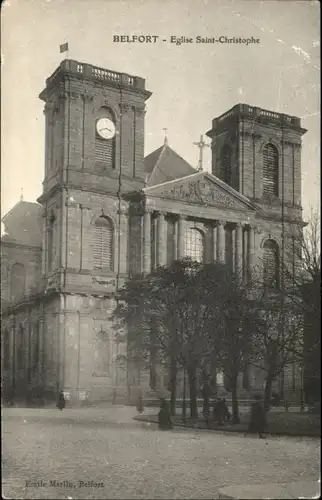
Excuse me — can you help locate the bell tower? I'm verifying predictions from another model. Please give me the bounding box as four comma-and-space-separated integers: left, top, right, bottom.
37, 60, 151, 289
39, 59, 151, 196
206, 104, 307, 218
35, 60, 152, 404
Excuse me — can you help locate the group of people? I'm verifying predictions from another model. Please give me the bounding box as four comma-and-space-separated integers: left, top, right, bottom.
58, 389, 266, 438
156, 394, 267, 437
211, 398, 231, 425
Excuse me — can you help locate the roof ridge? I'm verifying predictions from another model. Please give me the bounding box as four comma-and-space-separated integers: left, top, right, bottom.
144, 171, 203, 191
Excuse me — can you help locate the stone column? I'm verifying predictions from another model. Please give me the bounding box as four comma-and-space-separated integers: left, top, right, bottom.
157, 212, 167, 267
143, 210, 151, 274
247, 225, 255, 280
173, 218, 178, 261
212, 224, 217, 263
216, 220, 226, 263
41, 210, 47, 276
254, 225, 263, 282
235, 223, 243, 276
177, 215, 186, 259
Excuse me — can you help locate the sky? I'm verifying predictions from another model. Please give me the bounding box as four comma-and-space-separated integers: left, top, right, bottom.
1, 0, 320, 221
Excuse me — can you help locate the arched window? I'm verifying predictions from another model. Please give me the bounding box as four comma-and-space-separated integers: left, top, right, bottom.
184, 228, 204, 263
263, 239, 280, 288
10, 263, 25, 302
47, 214, 56, 272
93, 216, 114, 270
263, 143, 278, 197
220, 145, 232, 185
95, 107, 116, 170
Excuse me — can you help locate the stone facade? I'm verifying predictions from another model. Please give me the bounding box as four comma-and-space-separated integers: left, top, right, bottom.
1, 59, 307, 405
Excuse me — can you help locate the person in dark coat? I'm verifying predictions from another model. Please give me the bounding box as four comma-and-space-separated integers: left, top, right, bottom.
136, 392, 144, 414
220, 398, 231, 423
249, 395, 266, 438
158, 398, 173, 430
212, 398, 224, 425
57, 390, 66, 411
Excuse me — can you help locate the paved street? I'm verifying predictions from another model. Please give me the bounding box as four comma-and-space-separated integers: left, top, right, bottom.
2, 406, 320, 499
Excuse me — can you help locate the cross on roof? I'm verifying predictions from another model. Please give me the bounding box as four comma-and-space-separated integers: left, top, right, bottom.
193, 134, 210, 171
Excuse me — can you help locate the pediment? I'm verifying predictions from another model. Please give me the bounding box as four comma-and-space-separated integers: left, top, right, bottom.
143, 172, 259, 212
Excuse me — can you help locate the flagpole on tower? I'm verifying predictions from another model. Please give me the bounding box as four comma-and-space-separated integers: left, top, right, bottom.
60, 42, 69, 60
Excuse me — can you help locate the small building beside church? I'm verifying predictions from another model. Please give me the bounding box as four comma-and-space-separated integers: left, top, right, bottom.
1, 59, 306, 405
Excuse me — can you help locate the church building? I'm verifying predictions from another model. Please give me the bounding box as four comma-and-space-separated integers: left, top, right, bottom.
1, 59, 306, 405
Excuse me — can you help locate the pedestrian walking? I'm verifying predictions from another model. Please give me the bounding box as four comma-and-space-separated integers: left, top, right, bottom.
158, 398, 173, 430
136, 391, 144, 413
57, 390, 66, 411
248, 395, 266, 438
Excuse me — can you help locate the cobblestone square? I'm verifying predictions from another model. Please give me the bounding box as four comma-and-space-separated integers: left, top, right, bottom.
2, 407, 320, 499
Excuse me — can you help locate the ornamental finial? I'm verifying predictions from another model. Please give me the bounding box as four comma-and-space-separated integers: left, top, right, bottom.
162, 128, 168, 145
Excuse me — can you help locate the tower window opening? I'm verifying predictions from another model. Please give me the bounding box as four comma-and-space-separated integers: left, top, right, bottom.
263, 143, 279, 197
93, 216, 114, 270
220, 145, 232, 186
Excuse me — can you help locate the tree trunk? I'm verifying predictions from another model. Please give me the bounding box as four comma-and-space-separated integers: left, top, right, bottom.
242, 363, 250, 391
149, 345, 157, 390
202, 370, 210, 415
202, 382, 210, 416
169, 355, 177, 416
210, 356, 217, 397
231, 378, 240, 424
264, 373, 274, 411
149, 321, 157, 390
188, 365, 198, 419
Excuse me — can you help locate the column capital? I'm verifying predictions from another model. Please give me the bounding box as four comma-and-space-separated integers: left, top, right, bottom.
144, 206, 154, 214
132, 105, 146, 116
176, 214, 187, 221
81, 91, 94, 102
156, 210, 167, 217
253, 225, 263, 235
247, 224, 256, 233
119, 102, 132, 114
216, 219, 226, 227
235, 222, 244, 229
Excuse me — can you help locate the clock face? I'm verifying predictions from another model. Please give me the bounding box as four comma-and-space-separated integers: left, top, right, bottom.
96, 118, 116, 140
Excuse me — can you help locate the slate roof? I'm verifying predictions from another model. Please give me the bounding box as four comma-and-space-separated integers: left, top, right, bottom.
144, 142, 197, 187
1, 200, 42, 247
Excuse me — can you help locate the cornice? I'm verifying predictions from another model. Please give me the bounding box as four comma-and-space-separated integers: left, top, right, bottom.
0, 240, 42, 251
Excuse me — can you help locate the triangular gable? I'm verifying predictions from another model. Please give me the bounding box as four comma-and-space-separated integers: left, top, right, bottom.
143, 171, 262, 212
